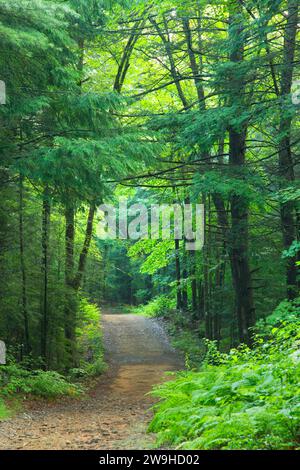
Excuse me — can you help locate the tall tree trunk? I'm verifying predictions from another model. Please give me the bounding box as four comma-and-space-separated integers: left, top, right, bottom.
64, 205, 76, 365
182, 16, 205, 105
18, 175, 30, 354
229, 130, 255, 344
228, 4, 255, 345
278, 0, 299, 299
64, 204, 96, 366
63, 34, 85, 367
149, 16, 189, 110
175, 239, 182, 309
203, 196, 212, 339
190, 250, 198, 315
182, 247, 188, 311
114, 21, 144, 93
73, 204, 96, 291
212, 196, 228, 342
40, 187, 50, 364
197, 280, 204, 321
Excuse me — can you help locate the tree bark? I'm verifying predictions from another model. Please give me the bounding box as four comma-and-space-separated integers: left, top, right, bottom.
228, 3, 255, 345
149, 16, 189, 110
181, 247, 188, 311
190, 250, 198, 314
73, 204, 96, 291
64, 205, 76, 365
40, 187, 50, 363
114, 21, 144, 93
19, 175, 30, 354
278, 0, 299, 299
182, 16, 205, 105
175, 239, 182, 309
203, 196, 212, 339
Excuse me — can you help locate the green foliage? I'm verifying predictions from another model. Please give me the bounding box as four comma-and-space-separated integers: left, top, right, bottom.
1, 0, 299, 449
171, 330, 207, 370
129, 240, 174, 275
132, 295, 176, 318
0, 364, 82, 399
193, 170, 265, 206
149, 314, 300, 450
0, 399, 10, 420
256, 297, 300, 330
76, 298, 106, 376
282, 242, 300, 260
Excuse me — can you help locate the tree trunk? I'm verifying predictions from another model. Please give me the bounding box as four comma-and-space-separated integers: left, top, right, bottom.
114, 21, 144, 93
278, 0, 299, 299
64, 205, 76, 366
229, 131, 255, 345
197, 280, 204, 321
203, 196, 212, 339
175, 239, 182, 309
19, 175, 30, 354
212, 195, 228, 342
149, 16, 189, 110
73, 204, 96, 291
190, 250, 198, 315
228, 4, 255, 345
40, 188, 50, 363
181, 248, 188, 311
182, 16, 205, 105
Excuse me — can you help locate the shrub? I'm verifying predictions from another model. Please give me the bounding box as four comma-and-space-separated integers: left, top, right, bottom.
171, 330, 207, 369
28, 371, 82, 398
133, 295, 176, 318
261, 297, 300, 327
0, 364, 82, 398
0, 399, 9, 420
149, 315, 300, 450
76, 297, 106, 375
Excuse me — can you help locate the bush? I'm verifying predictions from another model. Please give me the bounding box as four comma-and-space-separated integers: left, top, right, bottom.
171, 330, 207, 369
28, 371, 82, 398
259, 297, 300, 328
76, 297, 106, 376
0, 364, 82, 399
0, 399, 9, 420
149, 315, 300, 450
133, 295, 176, 318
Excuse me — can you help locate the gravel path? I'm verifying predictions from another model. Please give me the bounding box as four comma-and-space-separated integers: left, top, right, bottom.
0, 314, 183, 450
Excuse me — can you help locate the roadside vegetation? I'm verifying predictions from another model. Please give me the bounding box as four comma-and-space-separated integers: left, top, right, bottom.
0, 299, 105, 418
0, 0, 299, 450
148, 299, 300, 450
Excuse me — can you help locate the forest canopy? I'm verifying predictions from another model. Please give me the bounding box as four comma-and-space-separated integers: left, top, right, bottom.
0, 1, 299, 448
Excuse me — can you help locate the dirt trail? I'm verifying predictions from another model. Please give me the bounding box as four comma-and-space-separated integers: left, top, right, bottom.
0, 314, 183, 450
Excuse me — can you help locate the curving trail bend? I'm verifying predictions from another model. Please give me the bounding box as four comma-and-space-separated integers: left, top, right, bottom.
0, 313, 183, 450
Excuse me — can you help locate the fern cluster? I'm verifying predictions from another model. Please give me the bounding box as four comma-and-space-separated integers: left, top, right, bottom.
0, 365, 82, 399
149, 310, 300, 450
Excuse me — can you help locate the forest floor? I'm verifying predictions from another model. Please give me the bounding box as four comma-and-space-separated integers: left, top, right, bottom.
0, 313, 183, 450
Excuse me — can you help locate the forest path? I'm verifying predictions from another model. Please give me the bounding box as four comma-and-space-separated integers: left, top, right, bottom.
0, 313, 183, 450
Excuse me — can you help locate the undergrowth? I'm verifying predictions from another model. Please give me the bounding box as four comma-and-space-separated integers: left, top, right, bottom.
0, 398, 10, 419
149, 301, 300, 450
0, 298, 105, 419
0, 365, 82, 400
71, 297, 106, 378
131, 295, 176, 318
